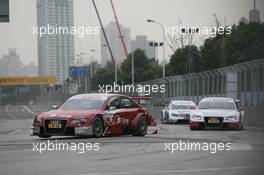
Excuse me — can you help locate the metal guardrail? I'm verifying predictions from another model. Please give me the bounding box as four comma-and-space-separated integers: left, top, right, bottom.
137, 59, 264, 106
34, 59, 264, 107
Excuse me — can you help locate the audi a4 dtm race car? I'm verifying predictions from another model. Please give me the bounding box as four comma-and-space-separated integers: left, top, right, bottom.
161, 100, 196, 124
30, 93, 156, 138
190, 97, 245, 130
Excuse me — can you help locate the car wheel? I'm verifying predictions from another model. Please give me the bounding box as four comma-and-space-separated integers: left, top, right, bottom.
93, 117, 104, 137
161, 116, 167, 124
190, 127, 200, 130
165, 117, 170, 124
161, 112, 164, 124
37, 134, 51, 138
132, 116, 148, 136
240, 122, 245, 130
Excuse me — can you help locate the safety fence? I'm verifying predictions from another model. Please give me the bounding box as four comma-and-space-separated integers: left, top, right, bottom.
136, 59, 264, 106
33, 59, 264, 107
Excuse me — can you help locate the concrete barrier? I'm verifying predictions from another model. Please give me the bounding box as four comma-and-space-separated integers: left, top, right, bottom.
244, 105, 264, 128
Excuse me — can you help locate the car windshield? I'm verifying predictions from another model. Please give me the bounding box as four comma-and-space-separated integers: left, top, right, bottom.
60, 99, 105, 110
171, 104, 195, 110
198, 102, 236, 110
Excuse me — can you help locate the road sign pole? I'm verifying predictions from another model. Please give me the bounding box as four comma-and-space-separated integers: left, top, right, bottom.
39, 85, 42, 104
114, 64, 117, 84
0, 86, 2, 105
78, 77, 81, 92
85, 77, 88, 92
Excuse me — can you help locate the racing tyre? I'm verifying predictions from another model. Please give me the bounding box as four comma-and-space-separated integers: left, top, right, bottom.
190, 127, 200, 130
239, 122, 245, 130
132, 116, 148, 136
161, 111, 165, 124
161, 111, 168, 124
166, 118, 169, 124
161, 117, 166, 124
93, 117, 104, 137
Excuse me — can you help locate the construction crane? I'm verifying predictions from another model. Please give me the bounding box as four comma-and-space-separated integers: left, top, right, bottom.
92, 0, 129, 83
92, 0, 117, 83
110, 0, 128, 58
91, 0, 115, 65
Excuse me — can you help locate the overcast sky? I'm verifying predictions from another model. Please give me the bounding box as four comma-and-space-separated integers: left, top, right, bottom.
0, 0, 263, 65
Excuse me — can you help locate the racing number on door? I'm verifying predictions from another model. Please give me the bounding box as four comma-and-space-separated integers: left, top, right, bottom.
116, 116, 129, 125
105, 114, 129, 126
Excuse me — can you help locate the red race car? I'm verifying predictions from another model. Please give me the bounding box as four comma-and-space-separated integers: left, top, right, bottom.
30, 93, 156, 138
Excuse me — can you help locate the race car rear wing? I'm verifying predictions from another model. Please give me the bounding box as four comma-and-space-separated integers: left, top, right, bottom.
130, 96, 151, 105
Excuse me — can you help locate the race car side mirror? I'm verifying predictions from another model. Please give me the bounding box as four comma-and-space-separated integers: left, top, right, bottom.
52, 105, 59, 109
109, 106, 117, 110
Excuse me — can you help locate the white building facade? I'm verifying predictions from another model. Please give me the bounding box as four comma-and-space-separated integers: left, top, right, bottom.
37, 0, 75, 84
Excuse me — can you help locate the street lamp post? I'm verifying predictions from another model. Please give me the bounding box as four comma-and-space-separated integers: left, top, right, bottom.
131, 50, 134, 84
103, 43, 117, 83
147, 19, 166, 79
89, 49, 97, 79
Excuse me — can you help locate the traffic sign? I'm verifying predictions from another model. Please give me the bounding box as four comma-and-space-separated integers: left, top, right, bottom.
18, 86, 31, 93
69, 66, 89, 77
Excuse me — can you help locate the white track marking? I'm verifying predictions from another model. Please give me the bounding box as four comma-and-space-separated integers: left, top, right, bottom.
8, 129, 22, 135
7, 111, 18, 120
0, 119, 8, 126
230, 143, 253, 151
22, 105, 36, 115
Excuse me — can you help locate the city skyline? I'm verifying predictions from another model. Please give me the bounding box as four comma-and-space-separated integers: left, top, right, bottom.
0, 0, 263, 66
0, 48, 37, 77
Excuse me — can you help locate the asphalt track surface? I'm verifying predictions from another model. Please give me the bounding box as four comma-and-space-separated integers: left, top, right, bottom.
0, 105, 264, 175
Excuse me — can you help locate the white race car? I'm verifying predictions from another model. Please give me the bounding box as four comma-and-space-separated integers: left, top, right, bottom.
190, 97, 245, 130
161, 100, 196, 124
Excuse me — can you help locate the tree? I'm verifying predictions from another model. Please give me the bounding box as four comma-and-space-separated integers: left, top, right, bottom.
166, 45, 201, 76
225, 22, 264, 63
119, 49, 162, 83
91, 62, 115, 91
200, 22, 264, 71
